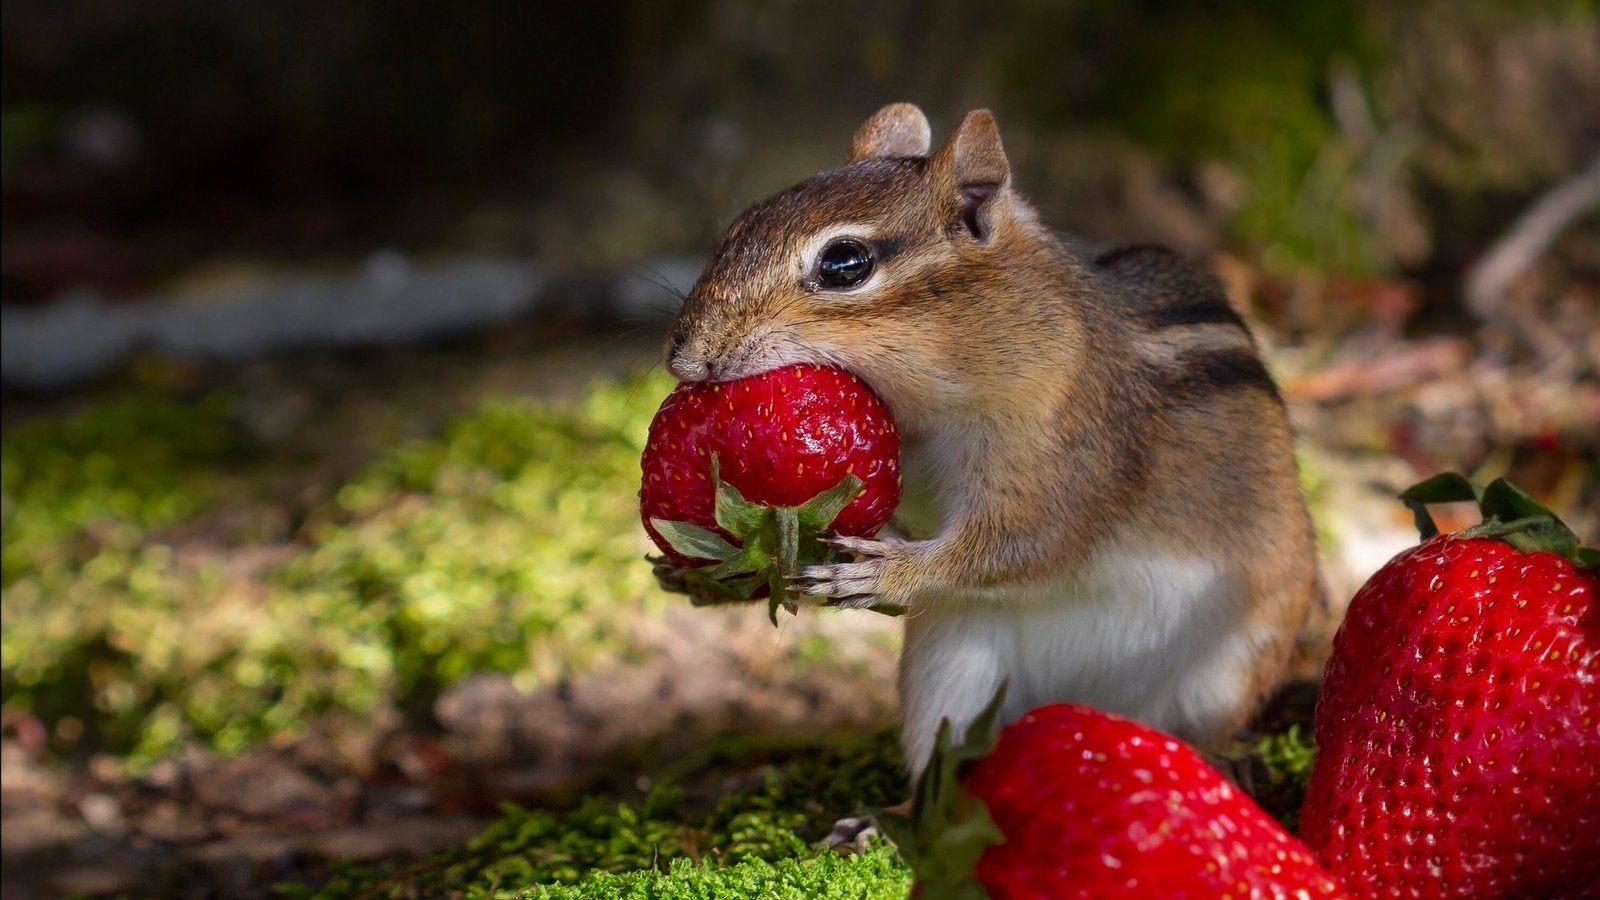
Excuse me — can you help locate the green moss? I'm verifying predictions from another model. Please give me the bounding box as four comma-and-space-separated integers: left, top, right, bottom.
1, 391, 239, 587
1252, 725, 1318, 831
295, 722, 1322, 897
272, 372, 673, 714
311, 849, 909, 900
529, 851, 910, 900
2, 391, 244, 752
2, 372, 678, 761
294, 730, 909, 898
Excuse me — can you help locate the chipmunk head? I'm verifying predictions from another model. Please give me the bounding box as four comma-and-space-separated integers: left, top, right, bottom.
666, 103, 1050, 421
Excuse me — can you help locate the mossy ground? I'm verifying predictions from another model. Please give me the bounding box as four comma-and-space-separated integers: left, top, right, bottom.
297, 730, 912, 899
292, 726, 1318, 898
2, 368, 677, 763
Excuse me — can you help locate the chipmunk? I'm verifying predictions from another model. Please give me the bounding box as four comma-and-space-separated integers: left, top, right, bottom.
665, 102, 1317, 777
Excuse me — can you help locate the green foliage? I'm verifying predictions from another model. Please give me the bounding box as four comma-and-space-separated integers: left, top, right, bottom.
1090, 4, 1378, 274
1000, 2, 1383, 274
1, 372, 678, 760
295, 730, 910, 898
1011, 0, 1597, 276
1252, 725, 1319, 832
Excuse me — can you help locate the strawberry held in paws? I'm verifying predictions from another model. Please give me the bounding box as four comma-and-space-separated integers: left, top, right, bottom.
895, 692, 1347, 899
1299, 474, 1599, 898
640, 363, 901, 616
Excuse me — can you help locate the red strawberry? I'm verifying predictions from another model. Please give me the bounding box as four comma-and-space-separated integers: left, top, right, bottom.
1299, 474, 1600, 898
899, 693, 1348, 899
640, 363, 901, 612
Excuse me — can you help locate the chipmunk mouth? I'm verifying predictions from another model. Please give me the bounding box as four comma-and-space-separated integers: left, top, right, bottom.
665, 340, 757, 382
691, 331, 826, 383
667, 352, 769, 384
664, 356, 712, 382
672, 332, 890, 405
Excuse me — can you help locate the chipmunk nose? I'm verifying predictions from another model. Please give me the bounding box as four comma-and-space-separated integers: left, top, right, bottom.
667, 356, 710, 382
664, 325, 728, 381
664, 328, 699, 381
666, 339, 714, 381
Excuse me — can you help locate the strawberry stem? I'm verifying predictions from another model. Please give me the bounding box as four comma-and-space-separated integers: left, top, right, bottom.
1399, 473, 1595, 567
650, 463, 911, 620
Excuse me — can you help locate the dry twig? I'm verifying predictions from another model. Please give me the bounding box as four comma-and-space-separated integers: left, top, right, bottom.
1463, 154, 1600, 373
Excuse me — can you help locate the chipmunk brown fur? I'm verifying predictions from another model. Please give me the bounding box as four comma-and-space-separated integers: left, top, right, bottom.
666, 103, 1317, 775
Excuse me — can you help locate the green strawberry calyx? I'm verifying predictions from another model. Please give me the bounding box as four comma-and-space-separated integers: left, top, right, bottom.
648, 457, 904, 624
877, 684, 1008, 900
1400, 473, 1598, 568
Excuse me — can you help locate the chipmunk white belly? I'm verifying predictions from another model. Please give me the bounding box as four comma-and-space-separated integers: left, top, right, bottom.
897, 544, 1266, 773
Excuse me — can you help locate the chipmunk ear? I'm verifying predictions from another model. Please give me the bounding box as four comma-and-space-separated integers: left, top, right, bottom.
849, 103, 932, 161
929, 109, 1010, 241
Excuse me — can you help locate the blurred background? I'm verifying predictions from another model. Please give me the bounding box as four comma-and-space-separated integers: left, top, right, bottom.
3, 1, 1597, 896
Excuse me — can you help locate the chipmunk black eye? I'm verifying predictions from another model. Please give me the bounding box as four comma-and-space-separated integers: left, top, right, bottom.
816, 239, 874, 289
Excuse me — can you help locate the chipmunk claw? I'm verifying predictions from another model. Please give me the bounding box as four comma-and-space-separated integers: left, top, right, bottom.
819, 532, 890, 557
792, 534, 924, 611
790, 560, 876, 605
